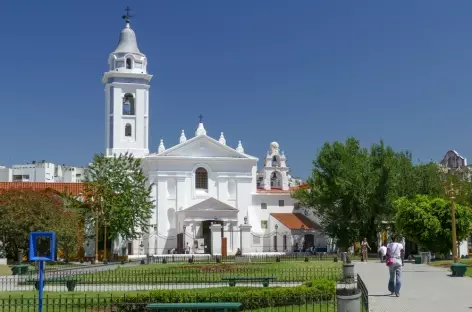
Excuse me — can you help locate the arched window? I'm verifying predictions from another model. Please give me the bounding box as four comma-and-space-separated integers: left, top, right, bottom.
123, 93, 135, 115
125, 123, 132, 137
271, 171, 282, 188
195, 167, 208, 190
126, 58, 132, 69
272, 155, 279, 167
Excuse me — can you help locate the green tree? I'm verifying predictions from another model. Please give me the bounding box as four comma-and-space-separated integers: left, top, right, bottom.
54, 209, 82, 261
294, 137, 444, 251
293, 137, 373, 250
394, 195, 472, 255
82, 153, 154, 242
0, 189, 72, 261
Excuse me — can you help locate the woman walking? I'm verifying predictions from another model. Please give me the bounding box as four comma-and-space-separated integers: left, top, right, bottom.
361, 238, 371, 262
386, 236, 404, 297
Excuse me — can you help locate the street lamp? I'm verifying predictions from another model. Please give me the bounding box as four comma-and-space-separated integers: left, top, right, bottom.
439, 165, 468, 263
444, 182, 460, 263
275, 224, 279, 252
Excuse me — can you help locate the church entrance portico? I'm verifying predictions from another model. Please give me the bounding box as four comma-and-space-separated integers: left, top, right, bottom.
179, 197, 239, 255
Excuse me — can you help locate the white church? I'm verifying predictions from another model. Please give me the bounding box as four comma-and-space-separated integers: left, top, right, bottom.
87, 17, 330, 257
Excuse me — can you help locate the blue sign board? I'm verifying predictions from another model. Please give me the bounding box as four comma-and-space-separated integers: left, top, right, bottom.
29, 232, 56, 312
29, 232, 56, 261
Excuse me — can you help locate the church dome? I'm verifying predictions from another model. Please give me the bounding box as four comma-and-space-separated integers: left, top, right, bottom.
114, 22, 143, 55
107, 19, 148, 74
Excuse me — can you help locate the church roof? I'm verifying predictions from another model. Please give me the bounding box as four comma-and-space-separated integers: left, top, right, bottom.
150, 133, 258, 160
271, 213, 320, 230
183, 197, 238, 211
113, 22, 143, 55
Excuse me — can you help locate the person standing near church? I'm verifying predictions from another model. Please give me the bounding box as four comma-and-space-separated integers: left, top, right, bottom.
361, 238, 371, 262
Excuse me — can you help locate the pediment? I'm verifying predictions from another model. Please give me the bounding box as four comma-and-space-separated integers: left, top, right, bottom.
157, 135, 256, 159
184, 197, 238, 212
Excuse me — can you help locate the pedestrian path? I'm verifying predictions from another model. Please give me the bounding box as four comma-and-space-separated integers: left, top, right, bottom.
356, 261, 472, 312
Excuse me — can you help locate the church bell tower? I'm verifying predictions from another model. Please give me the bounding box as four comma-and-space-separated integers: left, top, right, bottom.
102, 8, 152, 158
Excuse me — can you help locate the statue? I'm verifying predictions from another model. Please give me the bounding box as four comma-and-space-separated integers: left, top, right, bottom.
270, 142, 279, 155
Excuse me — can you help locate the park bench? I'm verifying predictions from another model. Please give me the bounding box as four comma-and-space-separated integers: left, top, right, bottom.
26, 277, 78, 291
146, 302, 241, 312
221, 276, 276, 287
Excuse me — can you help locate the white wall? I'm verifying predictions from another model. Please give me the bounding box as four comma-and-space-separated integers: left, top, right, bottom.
250, 194, 295, 232
0, 167, 12, 182
106, 83, 150, 158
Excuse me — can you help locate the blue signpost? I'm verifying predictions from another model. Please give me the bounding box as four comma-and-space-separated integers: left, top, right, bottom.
29, 232, 56, 312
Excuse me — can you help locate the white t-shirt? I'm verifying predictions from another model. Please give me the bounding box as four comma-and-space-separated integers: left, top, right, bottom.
387, 242, 403, 264
378, 246, 387, 256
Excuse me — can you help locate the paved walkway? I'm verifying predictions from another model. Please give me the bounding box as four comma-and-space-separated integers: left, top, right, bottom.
356, 260, 472, 312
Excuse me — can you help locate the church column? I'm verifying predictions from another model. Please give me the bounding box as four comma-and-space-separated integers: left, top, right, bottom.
149, 178, 158, 255
240, 224, 252, 254
176, 177, 187, 212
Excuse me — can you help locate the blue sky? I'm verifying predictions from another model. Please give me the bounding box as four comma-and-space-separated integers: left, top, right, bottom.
2, 1, 472, 178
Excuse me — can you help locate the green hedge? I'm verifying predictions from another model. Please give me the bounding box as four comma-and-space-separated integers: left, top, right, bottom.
111, 279, 335, 311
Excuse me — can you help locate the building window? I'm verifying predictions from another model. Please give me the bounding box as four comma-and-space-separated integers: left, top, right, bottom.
261, 220, 268, 229
195, 167, 208, 190
13, 175, 29, 181
127, 242, 133, 255
125, 123, 132, 137
279, 200, 284, 207
126, 58, 132, 69
123, 93, 135, 115
261, 203, 267, 209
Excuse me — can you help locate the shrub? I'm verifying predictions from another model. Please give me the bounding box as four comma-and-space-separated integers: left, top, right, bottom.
112, 279, 335, 312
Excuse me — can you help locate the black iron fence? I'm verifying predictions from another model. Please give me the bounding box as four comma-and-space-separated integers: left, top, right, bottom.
0, 267, 342, 292
357, 273, 369, 312
146, 253, 339, 264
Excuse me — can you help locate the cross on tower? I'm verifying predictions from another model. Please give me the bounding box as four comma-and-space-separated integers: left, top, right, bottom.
122, 6, 133, 23
198, 114, 204, 123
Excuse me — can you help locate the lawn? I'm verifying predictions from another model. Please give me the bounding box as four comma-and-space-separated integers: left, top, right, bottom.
430, 258, 472, 277
0, 265, 11, 276
126, 261, 341, 271
20, 262, 342, 285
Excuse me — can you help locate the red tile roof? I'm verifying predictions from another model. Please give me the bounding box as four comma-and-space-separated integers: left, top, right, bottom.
256, 184, 308, 194
0, 182, 85, 196
271, 213, 320, 230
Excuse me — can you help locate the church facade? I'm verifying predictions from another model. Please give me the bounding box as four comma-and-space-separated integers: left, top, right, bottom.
96, 17, 328, 257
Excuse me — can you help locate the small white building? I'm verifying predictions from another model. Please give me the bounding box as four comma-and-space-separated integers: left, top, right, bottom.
87, 17, 329, 257
0, 161, 86, 183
